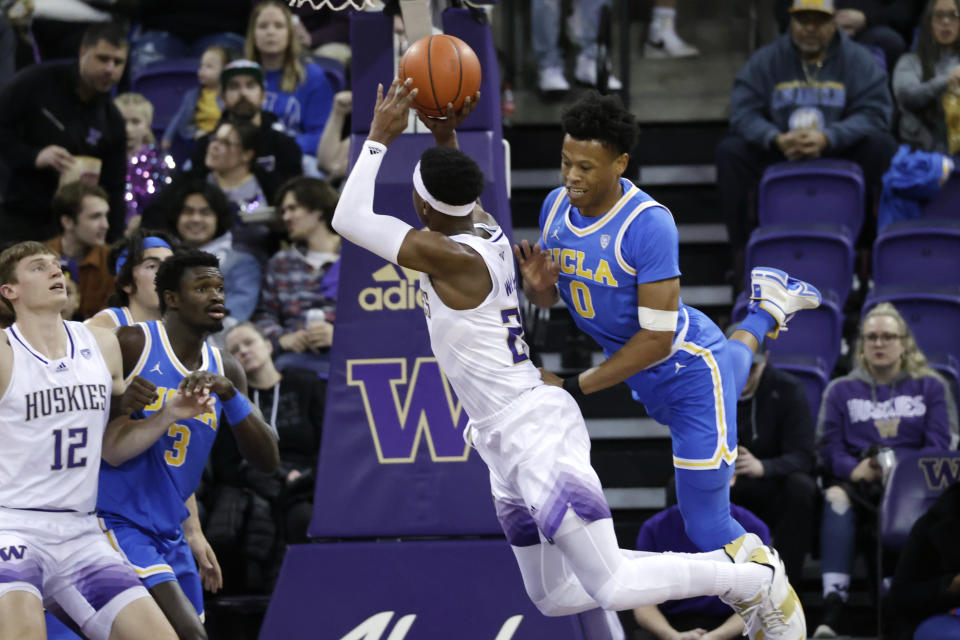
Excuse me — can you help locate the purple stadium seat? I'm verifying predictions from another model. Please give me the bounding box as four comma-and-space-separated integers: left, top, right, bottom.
873, 219, 960, 288
130, 57, 201, 130
732, 289, 843, 371
745, 223, 855, 303
928, 354, 960, 410
922, 170, 960, 218
770, 355, 831, 416
864, 286, 960, 364
758, 159, 865, 239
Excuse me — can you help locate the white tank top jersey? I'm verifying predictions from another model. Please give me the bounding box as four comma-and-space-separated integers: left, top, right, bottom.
419, 223, 543, 422
0, 321, 112, 513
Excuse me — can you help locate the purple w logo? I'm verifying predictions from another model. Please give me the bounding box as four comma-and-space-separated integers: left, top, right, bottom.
347, 358, 470, 463
918, 457, 960, 490
0, 545, 27, 561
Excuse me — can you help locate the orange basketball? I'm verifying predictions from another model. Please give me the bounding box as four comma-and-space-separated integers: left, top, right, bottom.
398, 34, 482, 118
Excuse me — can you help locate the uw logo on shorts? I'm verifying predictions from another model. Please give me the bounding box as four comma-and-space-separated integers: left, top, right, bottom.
0, 545, 27, 561
347, 357, 470, 463
358, 264, 423, 312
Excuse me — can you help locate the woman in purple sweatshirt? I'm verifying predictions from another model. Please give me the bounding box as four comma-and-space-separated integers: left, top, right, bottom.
813, 302, 957, 637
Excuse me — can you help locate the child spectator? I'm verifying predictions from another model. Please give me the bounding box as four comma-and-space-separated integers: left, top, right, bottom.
245, 1, 335, 159
115, 93, 172, 234
162, 45, 230, 152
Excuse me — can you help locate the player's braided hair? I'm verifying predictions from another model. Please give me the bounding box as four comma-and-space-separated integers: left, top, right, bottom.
561, 90, 639, 156
419, 147, 485, 206
155, 249, 220, 314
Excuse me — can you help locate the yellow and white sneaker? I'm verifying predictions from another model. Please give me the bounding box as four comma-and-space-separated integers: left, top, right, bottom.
723, 532, 764, 564
727, 545, 807, 640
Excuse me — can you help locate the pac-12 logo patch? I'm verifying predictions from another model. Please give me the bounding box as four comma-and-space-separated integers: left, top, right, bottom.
600, 234, 611, 249
80, 348, 91, 359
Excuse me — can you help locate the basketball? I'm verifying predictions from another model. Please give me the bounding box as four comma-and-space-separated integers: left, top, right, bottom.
398, 34, 482, 118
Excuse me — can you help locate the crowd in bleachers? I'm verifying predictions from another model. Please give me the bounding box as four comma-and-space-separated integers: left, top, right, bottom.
1, 0, 960, 638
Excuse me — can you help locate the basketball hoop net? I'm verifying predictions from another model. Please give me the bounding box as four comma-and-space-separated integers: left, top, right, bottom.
288, 0, 375, 9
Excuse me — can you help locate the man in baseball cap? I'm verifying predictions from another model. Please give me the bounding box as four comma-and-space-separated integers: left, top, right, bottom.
788, 0, 834, 15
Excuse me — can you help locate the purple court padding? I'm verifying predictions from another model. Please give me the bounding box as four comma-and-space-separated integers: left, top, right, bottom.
260, 540, 585, 639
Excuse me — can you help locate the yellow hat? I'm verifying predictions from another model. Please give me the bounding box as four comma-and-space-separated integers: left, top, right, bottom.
789, 0, 835, 14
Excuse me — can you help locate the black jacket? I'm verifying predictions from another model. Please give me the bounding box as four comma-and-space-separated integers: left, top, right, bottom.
0, 61, 127, 243
890, 482, 960, 635
188, 111, 303, 205
737, 365, 817, 477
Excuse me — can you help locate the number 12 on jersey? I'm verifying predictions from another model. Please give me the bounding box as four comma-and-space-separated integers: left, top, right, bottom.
500, 308, 530, 364
51, 427, 88, 470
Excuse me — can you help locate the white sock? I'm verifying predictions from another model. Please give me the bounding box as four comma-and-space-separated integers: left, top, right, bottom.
621, 548, 731, 563
823, 572, 850, 601
717, 562, 771, 603
650, 6, 676, 38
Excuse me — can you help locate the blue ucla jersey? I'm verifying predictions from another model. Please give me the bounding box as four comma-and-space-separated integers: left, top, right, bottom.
539, 178, 726, 413
93, 306, 134, 328
97, 321, 224, 537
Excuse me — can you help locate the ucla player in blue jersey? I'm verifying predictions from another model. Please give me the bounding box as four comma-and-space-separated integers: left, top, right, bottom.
97, 250, 279, 639
515, 91, 821, 554
86, 229, 177, 330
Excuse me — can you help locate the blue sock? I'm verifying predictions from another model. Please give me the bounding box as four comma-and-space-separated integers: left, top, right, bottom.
728, 338, 754, 396
737, 306, 778, 344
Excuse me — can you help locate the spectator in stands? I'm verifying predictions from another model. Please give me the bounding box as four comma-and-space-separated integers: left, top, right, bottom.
224, 322, 324, 545
316, 90, 352, 182
813, 302, 957, 638
116, 93, 172, 235
0, 22, 128, 243
162, 45, 230, 152
645, 0, 700, 58
45, 181, 113, 320
893, 0, 960, 155
632, 503, 770, 640
291, 2, 355, 66
86, 228, 177, 329
188, 59, 304, 204
726, 324, 818, 585
533, 0, 622, 92
715, 0, 898, 278
890, 480, 960, 640
161, 180, 262, 331
245, 1, 335, 162
775, 0, 924, 71
127, 1, 248, 77
254, 176, 339, 378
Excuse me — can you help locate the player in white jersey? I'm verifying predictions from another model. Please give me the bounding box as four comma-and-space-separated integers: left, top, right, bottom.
0, 241, 214, 640
330, 78, 805, 640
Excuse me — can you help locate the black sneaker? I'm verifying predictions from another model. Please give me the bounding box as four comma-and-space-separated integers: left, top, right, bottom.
812, 591, 844, 638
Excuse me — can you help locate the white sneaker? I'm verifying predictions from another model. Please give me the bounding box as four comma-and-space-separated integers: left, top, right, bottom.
644, 30, 700, 58
723, 532, 764, 564
749, 267, 822, 339
725, 546, 807, 640
574, 55, 622, 90
538, 66, 570, 92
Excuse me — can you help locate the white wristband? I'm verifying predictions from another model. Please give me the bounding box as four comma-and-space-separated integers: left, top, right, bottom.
331, 140, 414, 265
637, 307, 678, 332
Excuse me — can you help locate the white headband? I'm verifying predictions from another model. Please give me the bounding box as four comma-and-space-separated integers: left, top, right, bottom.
412, 161, 476, 217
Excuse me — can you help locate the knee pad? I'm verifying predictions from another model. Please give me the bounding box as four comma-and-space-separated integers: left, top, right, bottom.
824, 485, 851, 515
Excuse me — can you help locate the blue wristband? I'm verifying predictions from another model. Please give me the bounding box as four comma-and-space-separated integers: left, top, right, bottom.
222, 392, 253, 425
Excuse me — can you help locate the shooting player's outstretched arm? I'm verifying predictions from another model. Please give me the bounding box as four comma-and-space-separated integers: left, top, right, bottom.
331, 78, 483, 280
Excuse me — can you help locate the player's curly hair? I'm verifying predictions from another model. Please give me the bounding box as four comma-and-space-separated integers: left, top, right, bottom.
419, 147, 485, 207
561, 90, 639, 156
107, 229, 179, 308
155, 249, 220, 314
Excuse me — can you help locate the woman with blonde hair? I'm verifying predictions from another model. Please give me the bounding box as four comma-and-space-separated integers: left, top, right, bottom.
812, 302, 957, 638
244, 0, 335, 158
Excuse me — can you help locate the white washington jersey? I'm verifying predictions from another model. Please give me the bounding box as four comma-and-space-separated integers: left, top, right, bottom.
419, 223, 542, 422
0, 321, 111, 513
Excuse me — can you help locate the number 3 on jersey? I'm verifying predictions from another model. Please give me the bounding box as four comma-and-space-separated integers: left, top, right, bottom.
164, 423, 191, 467
569, 281, 596, 318
500, 308, 530, 364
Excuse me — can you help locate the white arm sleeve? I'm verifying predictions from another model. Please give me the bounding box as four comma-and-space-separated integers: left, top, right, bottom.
331, 139, 415, 265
